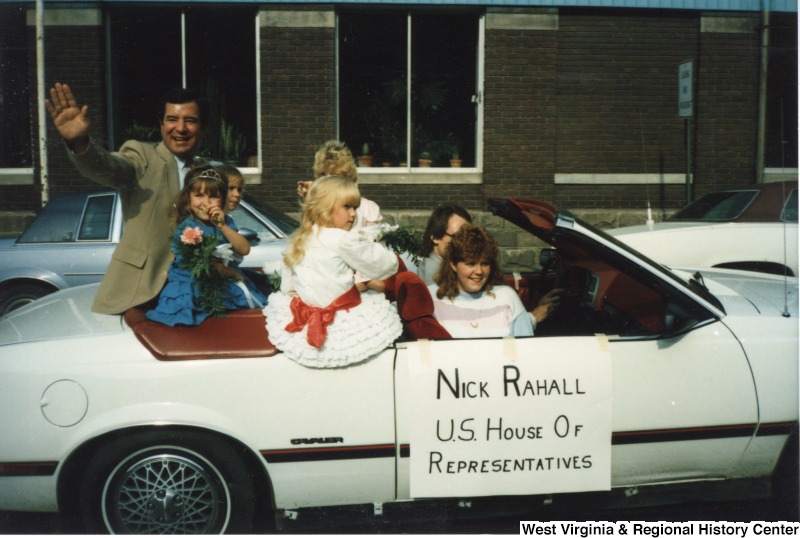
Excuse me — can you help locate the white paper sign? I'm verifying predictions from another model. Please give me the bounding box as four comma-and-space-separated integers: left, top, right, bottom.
407, 337, 612, 498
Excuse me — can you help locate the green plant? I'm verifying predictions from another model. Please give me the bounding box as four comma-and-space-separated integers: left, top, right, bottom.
379, 226, 421, 266
266, 270, 281, 292
219, 119, 247, 163
376, 121, 405, 162
174, 226, 229, 318
427, 132, 460, 165
122, 121, 160, 143
357, 77, 453, 165
361, 143, 370, 156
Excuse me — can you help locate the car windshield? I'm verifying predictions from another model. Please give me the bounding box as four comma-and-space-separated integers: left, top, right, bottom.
241, 194, 299, 235
571, 216, 725, 313
668, 190, 758, 221
781, 190, 798, 222
17, 193, 85, 243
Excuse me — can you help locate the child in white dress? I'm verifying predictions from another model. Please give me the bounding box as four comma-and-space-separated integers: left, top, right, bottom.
265, 176, 402, 367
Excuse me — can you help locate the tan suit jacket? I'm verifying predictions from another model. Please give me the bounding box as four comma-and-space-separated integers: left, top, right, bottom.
69, 140, 181, 314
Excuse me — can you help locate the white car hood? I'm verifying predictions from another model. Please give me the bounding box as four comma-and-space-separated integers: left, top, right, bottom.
673, 267, 798, 317
0, 284, 123, 346
608, 221, 713, 236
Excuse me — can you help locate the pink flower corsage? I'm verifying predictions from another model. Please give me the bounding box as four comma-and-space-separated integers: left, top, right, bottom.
180, 226, 204, 246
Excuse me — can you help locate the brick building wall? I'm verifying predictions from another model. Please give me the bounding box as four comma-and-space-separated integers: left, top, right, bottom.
42, 24, 109, 198
483, 17, 559, 203
696, 18, 761, 195
2, 21, 107, 214
552, 10, 699, 209
260, 19, 336, 209
0, 5, 778, 230
253, 8, 486, 214
255, 6, 737, 215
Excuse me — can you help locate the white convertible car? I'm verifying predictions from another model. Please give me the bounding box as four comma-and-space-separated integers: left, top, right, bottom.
0, 197, 797, 533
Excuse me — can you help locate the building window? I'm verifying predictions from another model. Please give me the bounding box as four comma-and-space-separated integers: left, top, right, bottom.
338, 10, 482, 170
109, 7, 258, 169
0, 4, 32, 170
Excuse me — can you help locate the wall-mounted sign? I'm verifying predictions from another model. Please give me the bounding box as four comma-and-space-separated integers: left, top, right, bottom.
679, 60, 693, 118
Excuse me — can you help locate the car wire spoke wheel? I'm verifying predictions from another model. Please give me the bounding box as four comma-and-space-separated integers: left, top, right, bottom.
103, 449, 230, 534
79, 431, 257, 534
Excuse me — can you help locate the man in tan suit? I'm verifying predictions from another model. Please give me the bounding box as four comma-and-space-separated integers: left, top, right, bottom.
46, 83, 206, 314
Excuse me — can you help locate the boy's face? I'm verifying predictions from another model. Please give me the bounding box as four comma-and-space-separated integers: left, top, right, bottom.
227, 177, 244, 211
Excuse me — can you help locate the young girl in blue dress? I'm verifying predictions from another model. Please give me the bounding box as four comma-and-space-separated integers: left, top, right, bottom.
265, 175, 402, 368
146, 165, 267, 326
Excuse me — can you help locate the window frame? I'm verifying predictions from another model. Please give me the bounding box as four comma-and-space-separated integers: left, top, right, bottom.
104, 8, 262, 184
335, 9, 484, 185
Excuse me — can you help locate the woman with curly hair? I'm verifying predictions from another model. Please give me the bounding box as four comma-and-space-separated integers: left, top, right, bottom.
429, 225, 536, 338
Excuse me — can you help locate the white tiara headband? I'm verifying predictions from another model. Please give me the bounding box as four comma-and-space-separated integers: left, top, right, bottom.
194, 168, 225, 184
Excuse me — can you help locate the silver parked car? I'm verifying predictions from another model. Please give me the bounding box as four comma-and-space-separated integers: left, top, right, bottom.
0, 190, 297, 315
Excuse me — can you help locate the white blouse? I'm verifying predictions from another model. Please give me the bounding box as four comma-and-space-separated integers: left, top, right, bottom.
429, 284, 535, 339
416, 253, 443, 286
281, 224, 398, 306
354, 196, 382, 231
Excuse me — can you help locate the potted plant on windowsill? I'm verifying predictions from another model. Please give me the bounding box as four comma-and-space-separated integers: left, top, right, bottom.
417, 151, 432, 168
449, 149, 462, 168
356, 143, 374, 168
220, 119, 247, 164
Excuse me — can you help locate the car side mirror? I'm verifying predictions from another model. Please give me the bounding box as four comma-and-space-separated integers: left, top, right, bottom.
539, 248, 556, 268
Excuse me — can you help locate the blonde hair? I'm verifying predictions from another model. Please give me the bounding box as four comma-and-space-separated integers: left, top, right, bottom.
313, 140, 358, 182
284, 176, 361, 267
218, 163, 244, 187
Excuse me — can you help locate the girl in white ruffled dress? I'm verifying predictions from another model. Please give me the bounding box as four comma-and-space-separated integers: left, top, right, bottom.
265, 176, 402, 368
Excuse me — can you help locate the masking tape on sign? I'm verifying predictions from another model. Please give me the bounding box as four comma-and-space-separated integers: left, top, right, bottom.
595, 333, 609, 352
418, 339, 433, 367
503, 336, 518, 362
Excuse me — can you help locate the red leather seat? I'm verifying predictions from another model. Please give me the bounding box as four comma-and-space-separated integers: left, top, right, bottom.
382, 254, 408, 303
394, 272, 451, 340
504, 272, 531, 308
124, 306, 277, 361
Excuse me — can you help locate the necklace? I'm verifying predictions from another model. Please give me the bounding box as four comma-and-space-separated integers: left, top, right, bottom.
461, 307, 482, 329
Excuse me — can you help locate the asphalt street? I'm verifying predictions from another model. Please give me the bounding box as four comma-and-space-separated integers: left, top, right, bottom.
1, 494, 797, 534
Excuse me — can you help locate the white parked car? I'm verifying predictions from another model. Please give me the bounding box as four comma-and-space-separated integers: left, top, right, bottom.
0, 196, 796, 533
609, 181, 798, 276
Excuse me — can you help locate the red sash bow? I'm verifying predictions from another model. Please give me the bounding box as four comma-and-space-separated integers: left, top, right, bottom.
284, 286, 362, 348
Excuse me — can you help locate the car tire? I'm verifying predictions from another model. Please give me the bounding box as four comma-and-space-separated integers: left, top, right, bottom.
78, 430, 257, 534
771, 429, 799, 520
0, 281, 55, 316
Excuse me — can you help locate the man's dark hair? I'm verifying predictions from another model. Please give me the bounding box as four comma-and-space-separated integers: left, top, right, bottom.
159, 88, 207, 124
419, 204, 473, 257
